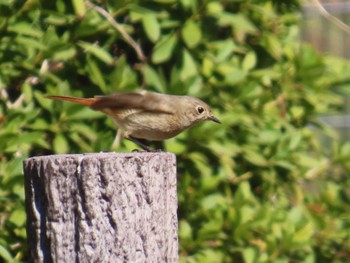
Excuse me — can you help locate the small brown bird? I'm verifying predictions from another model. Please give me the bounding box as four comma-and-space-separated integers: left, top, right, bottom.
46, 91, 220, 151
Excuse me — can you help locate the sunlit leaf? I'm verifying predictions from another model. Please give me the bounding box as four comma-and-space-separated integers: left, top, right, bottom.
66, 107, 102, 121
142, 65, 166, 92
52, 46, 77, 61
78, 41, 114, 65
142, 14, 160, 42
8, 22, 43, 37
242, 146, 268, 166
292, 223, 314, 244
182, 20, 202, 48
242, 51, 257, 71
242, 247, 257, 263
151, 34, 177, 64
0, 245, 13, 262
179, 220, 192, 240
201, 194, 226, 210
86, 55, 107, 91
8, 209, 26, 227
180, 49, 197, 80
72, 0, 85, 16
53, 133, 69, 153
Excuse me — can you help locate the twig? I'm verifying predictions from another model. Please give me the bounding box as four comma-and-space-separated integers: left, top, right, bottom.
85, 1, 146, 62
112, 129, 122, 150
310, 0, 350, 35
1, 88, 24, 109
7, 94, 24, 110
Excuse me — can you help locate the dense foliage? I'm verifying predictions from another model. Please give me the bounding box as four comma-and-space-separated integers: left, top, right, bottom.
1, 0, 350, 262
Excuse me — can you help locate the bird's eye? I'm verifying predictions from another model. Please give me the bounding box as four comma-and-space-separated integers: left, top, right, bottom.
197, 106, 205, 114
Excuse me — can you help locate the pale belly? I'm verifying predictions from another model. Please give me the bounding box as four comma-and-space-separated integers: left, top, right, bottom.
103, 109, 188, 141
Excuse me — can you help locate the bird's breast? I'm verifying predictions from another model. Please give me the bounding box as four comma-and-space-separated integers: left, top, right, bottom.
101, 108, 186, 140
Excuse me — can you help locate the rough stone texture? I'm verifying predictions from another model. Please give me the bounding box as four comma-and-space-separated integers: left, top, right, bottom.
23, 152, 178, 263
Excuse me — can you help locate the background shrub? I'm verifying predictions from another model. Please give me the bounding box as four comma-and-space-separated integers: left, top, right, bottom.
1, 0, 350, 262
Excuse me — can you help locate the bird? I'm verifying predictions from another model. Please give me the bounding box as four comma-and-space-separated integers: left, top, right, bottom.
46, 90, 220, 151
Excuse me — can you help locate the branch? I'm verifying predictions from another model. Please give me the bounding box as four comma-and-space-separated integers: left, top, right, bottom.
310, 0, 350, 35
85, 1, 146, 62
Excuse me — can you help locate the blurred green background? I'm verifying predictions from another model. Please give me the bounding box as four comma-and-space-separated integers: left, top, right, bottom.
1, 0, 350, 262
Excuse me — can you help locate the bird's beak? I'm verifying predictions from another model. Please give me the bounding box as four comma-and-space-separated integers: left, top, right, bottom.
208, 115, 221, 124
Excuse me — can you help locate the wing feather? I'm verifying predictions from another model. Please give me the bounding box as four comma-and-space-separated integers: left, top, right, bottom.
90, 92, 174, 114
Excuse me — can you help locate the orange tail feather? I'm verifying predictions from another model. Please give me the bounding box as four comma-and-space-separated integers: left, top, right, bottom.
45, 95, 97, 107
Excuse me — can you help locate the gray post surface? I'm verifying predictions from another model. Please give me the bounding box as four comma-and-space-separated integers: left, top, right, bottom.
23, 152, 178, 263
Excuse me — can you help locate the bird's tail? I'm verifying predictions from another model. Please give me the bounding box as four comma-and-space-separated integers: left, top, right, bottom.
45, 95, 97, 106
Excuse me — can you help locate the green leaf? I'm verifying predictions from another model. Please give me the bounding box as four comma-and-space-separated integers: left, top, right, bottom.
179, 220, 192, 240
292, 223, 314, 244
28, 119, 50, 130
5, 157, 25, 178
288, 206, 304, 224
256, 130, 279, 144
15, 36, 46, 51
7, 132, 45, 149
35, 91, 54, 112
275, 160, 296, 171
152, 34, 177, 64
242, 146, 268, 166
235, 181, 254, 203
239, 206, 255, 224
242, 247, 257, 263
78, 41, 114, 65
290, 106, 304, 119
44, 14, 74, 26
52, 46, 77, 61
181, 20, 202, 48
129, 11, 143, 22
289, 131, 302, 150
261, 33, 282, 60
242, 51, 257, 71
180, 49, 197, 80
53, 134, 69, 154
72, 0, 85, 16
196, 249, 224, 263
207, 2, 224, 15
109, 55, 138, 91
142, 14, 160, 42
180, 0, 195, 10
86, 55, 107, 91
8, 22, 43, 37
202, 57, 214, 77
8, 209, 26, 227
0, 245, 14, 262
151, 0, 176, 3
201, 194, 226, 210
216, 66, 247, 85
142, 65, 166, 92
218, 13, 257, 33
198, 219, 223, 239
66, 107, 102, 121
70, 123, 98, 141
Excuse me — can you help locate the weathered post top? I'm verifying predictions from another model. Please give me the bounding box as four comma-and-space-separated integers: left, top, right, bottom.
23, 152, 178, 263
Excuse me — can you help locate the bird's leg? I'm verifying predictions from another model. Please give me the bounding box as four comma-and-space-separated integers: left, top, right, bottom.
124, 134, 154, 152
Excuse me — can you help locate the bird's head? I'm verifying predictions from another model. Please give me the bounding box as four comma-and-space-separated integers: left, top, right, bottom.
185, 98, 220, 126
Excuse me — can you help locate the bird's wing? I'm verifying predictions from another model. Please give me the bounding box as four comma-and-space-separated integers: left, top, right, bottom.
91, 92, 174, 114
